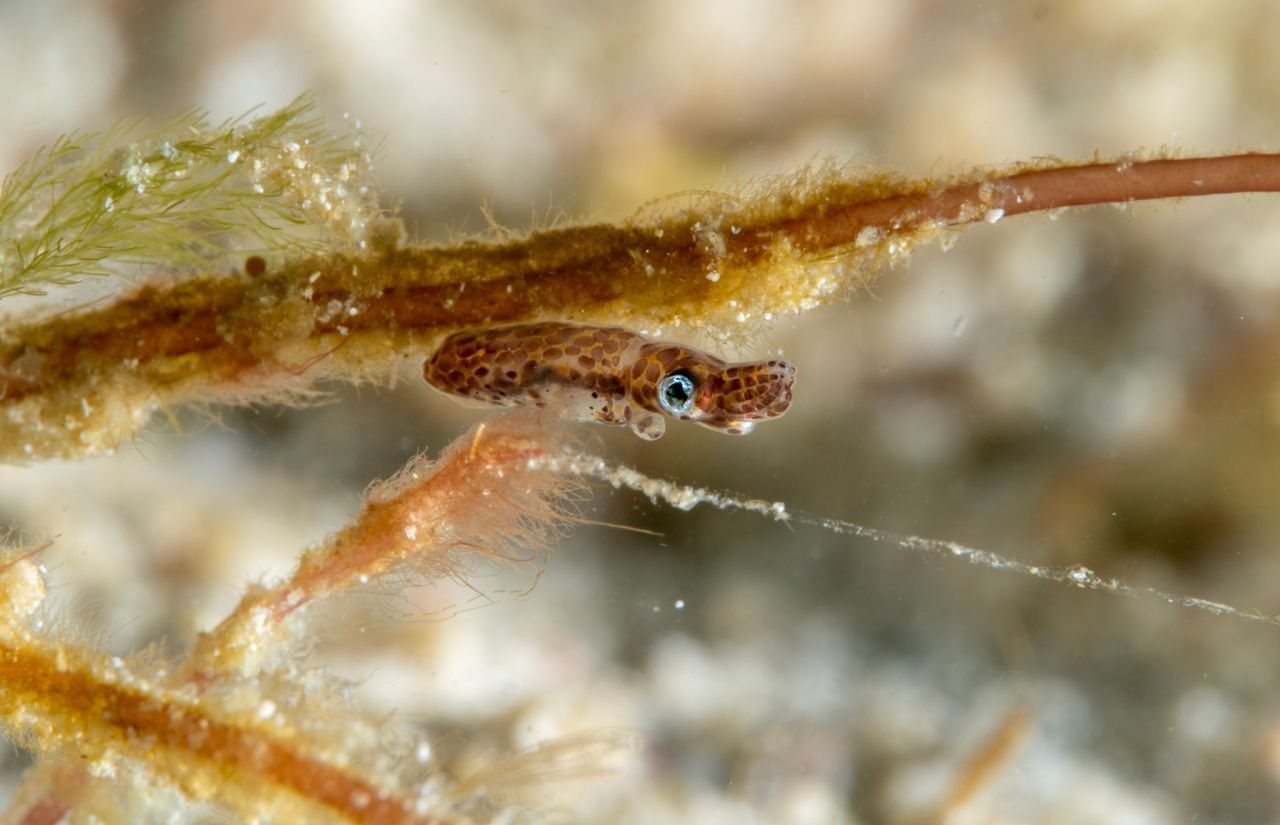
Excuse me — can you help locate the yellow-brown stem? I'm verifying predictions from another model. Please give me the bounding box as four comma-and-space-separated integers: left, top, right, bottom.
5, 153, 1280, 460
0, 637, 446, 825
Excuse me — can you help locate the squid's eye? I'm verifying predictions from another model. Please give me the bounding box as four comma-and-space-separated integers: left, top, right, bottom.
658, 371, 696, 416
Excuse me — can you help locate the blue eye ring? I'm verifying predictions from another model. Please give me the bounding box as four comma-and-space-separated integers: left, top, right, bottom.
658, 371, 696, 416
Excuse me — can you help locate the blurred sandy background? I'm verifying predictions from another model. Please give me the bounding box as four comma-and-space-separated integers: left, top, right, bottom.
4, 1, 1280, 821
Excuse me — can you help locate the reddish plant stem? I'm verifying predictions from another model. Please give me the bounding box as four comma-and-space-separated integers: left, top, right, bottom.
783, 153, 1280, 252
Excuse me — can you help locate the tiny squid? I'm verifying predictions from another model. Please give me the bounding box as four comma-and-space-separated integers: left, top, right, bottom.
424, 322, 796, 439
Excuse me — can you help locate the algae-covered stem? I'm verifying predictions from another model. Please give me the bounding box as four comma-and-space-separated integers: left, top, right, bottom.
3, 152, 1280, 460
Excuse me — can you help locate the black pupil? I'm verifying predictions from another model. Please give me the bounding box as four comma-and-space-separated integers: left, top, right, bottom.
664, 374, 692, 404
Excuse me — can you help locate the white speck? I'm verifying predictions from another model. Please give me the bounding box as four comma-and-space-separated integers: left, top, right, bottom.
347, 306, 359, 316
358, 574, 369, 584
674, 599, 685, 610
226, 150, 241, 164
416, 741, 433, 763
983, 208, 1005, 224
706, 269, 720, 282
252, 183, 264, 194
286, 141, 300, 153
855, 225, 881, 247
652, 605, 661, 613
1069, 565, 1093, 584
257, 700, 276, 719
730, 224, 741, 234
404, 525, 418, 540
952, 315, 967, 337
111, 657, 124, 668
103, 195, 114, 212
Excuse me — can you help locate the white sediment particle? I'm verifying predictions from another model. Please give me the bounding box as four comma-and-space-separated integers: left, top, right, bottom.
706, 269, 721, 283
674, 599, 685, 610
257, 700, 276, 719
0, 559, 47, 623
226, 149, 241, 164
855, 225, 882, 247
984, 208, 1005, 224
249, 606, 271, 632
404, 525, 418, 541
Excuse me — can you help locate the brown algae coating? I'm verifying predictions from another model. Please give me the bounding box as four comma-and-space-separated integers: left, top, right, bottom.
423, 322, 795, 439
8, 152, 1280, 460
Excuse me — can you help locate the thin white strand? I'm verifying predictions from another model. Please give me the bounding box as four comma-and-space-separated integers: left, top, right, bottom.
534, 450, 1280, 629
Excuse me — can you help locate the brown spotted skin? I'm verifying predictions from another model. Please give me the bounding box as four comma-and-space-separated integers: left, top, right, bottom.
424, 322, 795, 439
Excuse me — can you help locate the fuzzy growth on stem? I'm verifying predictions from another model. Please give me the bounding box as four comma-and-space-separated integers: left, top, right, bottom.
3, 109, 1280, 461
0, 418, 590, 823
0, 96, 377, 300
192, 414, 576, 678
